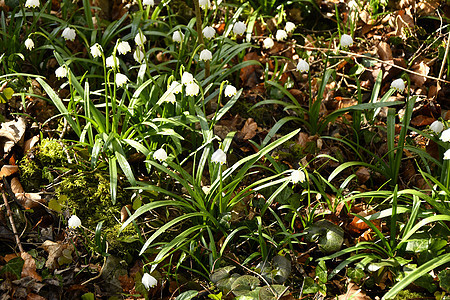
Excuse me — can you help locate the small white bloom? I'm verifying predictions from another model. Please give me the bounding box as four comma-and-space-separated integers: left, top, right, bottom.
185, 82, 200, 97
199, 49, 212, 61
169, 81, 182, 94
181, 72, 194, 85
203, 26, 216, 39
430, 120, 444, 134
233, 21, 246, 36
142, 273, 157, 290
390, 78, 405, 93
55, 66, 67, 79
90, 43, 102, 58
117, 41, 131, 55
25, 38, 34, 50
25, 0, 39, 8
285, 22, 296, 34
441, 128, 450, 142
276, 30, 288, 41
153, 148, 168, 161
61, 27, 76, 41
115, 73, 129, 87
444, 149, 450, 160
172, 31, 184, 43
165, 93, 176, 103
224, 85, 237, 98
199, 0, 211, 9
348, 0, 358, 10
296, 59, 309, 73
289, 169, 305, 184
133, 49, 145, 63
340, 34, 353, 47
367, 264, 381, 272
263, 37, 274, 49
68, 215, 81, 229
106, 55, 119, 68
135, 32, 147, 46
211, 149, 226, 165
143, 0, 154, 6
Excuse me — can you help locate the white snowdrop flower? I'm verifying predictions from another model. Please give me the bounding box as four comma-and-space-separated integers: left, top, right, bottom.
390, 78, 405, 93
55, 66, 67, 79
117, 41, 131, 55
441, 128, 450, 142
106, 55, 118, 68
211, 149, 226, 164
142, 273, 157, 290
181, 72, 194, 85
153, 148, 168, 161
199, 49, 212, 61
430, 120, 444, 134
444, 149, 450, 160
61, 27, 76, 41
115, 73, 128, 87
169, 81, 182, 94
135, 32, 147, 46
263, 37, 274, 49
90, 43, 102, 58
25, 0, 39, 8
164, 93, 176, 103
143, 0, 154, 6
276, 29, 288, 41
348, 0, 358, 10
199, 0, 211, 9
340, 34, 353, 47
296, 59, 309, 73
25, 38, 34, 50
185, 82, 200, 97
289, 169, 305, 184
172, 31, 184, 43
367, 264, 381, 272
133, 49, 145, 63
233, 21, 246, 35
285, 22, 296, 34
224, 85, 237, 98
203, 26, 216, 39
68, 215, 81, 229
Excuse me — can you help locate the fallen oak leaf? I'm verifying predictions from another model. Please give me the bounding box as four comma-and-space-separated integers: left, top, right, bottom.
21, 252, 42, 282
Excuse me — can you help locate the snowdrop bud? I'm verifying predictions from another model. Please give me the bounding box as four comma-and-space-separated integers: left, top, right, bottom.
25, 38, 34, 50
115, 73, 129, 87
199, 49, 212, 61
133, 49, 145, 63
444, 149, 450, 160
172, 31, 184, 43
143, 0, 154, 6
170, 81, 182, 94
181, 72, 194, 85
285, 22, 296, 34
202, 26, 216, 39
276, 29, 288, 41
62, 27, 76, 41
55, 66, 67, 79
106, 56, 118, 68
289, 169, 305, 184
199, 0, 211, 9
263, 37, 274, 49
441, 128, 450, 142
430, 120, 444, 134
340, 34, 353, 47
25, 0, 39, 8
296, 59, 309, 73
211, 149, 226, 164
390, 78, 405, 93
224, 85, 236, 97
68, 215, 81, 229
153, 148, 168, 161
233, 21, 246, 35
90, 43, 102, 58
117, 41, 131, 55
142, 273, 157, 290
185, 82, 200, 97
135, 32, 147, 46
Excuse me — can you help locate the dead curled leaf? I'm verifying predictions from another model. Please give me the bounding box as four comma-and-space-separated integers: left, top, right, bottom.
237, 118, 258, 141
409, 61, 430, 86
338, 282, 371, 300
21, 252, 42, 282
41, 240, 74, 270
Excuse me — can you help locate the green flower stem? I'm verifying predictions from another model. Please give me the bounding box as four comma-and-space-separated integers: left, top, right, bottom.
193, 0, 210, 79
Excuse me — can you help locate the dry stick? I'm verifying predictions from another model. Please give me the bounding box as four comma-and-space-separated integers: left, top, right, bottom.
193, 0, 210, 78
2, 184, 24, 253
437, 30, 450, 93
296, 45, 450, 85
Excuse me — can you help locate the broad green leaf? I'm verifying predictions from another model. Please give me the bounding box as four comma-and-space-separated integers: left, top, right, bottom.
438, 269, 450, 292
175, 290, 199, 300
231, 275, 260, 297
0, 257, 24, 279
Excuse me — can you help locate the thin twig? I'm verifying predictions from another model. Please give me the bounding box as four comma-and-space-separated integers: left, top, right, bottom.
437, 30, 450, 93
2, 184, 24, 253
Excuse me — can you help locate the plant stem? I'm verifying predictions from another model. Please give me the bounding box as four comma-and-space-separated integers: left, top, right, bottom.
2, 186, 24, 253
193, 0, 210, 79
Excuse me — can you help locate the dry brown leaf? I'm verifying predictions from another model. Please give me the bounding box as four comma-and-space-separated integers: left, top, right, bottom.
121, 205, 132, 223
417, 0, 440, 16
27, 294, 46, 300
10, 177, 24, 194
238, 118, 258, 140
338, 283, 371, 300
0, 117, 26, 155
0, 165, 18, 177
15, 193, 43, 210
24, 136, 39, 154
409, 61, 430, 86
395, 9, 414, 38
410, 115, 434, 127
21, 252, 42, 282
118, 274, 135, 292
376, 41, 393, 61
41, 240, 74, 270
356, 167, 370, 184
